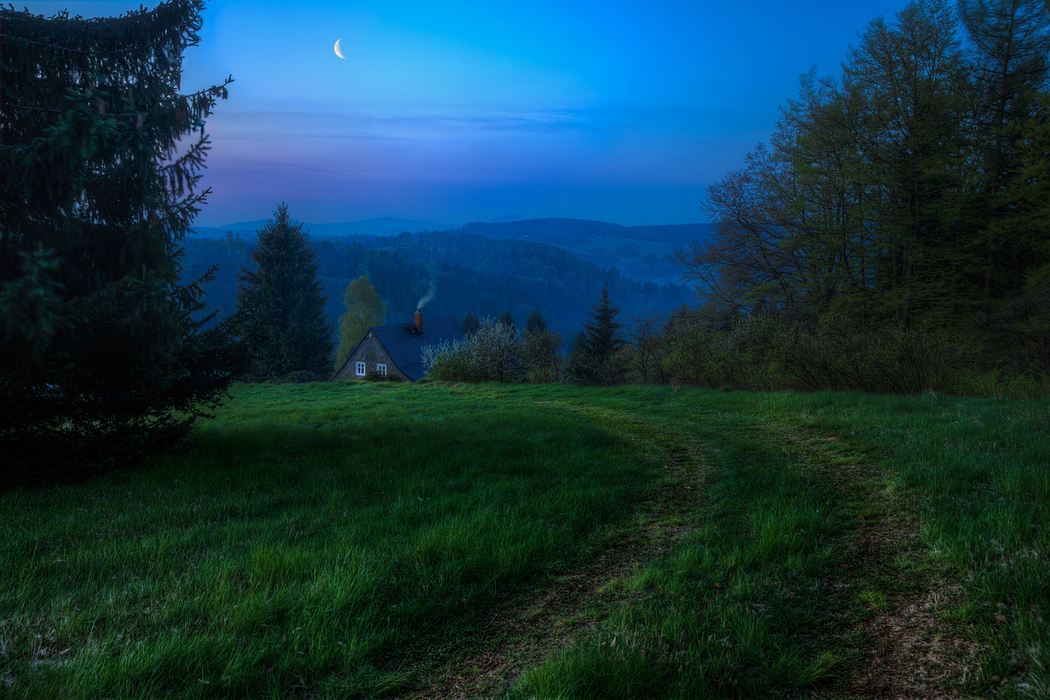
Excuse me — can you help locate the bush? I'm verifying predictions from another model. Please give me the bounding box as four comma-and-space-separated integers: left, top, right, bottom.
422, 339, 473, 381
364, 369, 400, 382
422, 320, 526, 383
772, 317, 971, 394
662, 310, 782, 390
973, 282, 1050, 382
661, 309, 974, 395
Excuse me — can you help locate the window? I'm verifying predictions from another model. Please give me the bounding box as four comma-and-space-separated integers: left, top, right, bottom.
355, 361, 366, 376
377, 363, 387, 376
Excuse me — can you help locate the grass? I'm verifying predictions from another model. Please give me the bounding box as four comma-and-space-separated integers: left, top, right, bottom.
1, 382, 656, 698
2, 382, 1049, 698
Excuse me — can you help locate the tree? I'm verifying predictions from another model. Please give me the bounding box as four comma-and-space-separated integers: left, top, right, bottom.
677, 0, 984, 329
461, 312, 481, 336
625, 311, 666, 384
524, 309, 548, 334
959, 0, 1050, 303
522, 311, 563, 382
236, 203, 334, 378
570, 285, 626, 385
497, 310, 517, 334
846, 0, 977, 324
0, 2, 242, 485
335, 276, 386, 368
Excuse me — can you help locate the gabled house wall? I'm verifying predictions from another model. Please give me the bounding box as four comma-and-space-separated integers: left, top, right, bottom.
330, 314, 465, 383
331, 331, 409, 382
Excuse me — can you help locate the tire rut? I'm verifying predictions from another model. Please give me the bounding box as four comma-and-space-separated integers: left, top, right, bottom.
394, 407, 706, 700
771, 430, 980, 699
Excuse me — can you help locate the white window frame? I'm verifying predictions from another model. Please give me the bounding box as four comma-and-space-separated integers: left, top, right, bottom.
355, 361, 366, 376
377, 363, 387, 376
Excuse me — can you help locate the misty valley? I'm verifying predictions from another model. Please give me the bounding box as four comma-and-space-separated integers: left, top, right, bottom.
181, 217, 701, 344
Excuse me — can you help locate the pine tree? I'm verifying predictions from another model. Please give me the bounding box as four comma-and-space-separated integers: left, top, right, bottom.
335, 276, 386, 368
497, 310, 517, 334
571, 285, 626, 385
236, 204, 334, 378
524, 310, 548, 334
462, 312, 481, 336
0, 1, 242, 485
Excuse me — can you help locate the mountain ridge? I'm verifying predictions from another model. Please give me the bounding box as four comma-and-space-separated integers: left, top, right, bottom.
192, 215, 711, 244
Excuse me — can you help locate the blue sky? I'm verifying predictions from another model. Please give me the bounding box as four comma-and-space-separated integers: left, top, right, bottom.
20, 0, 911, 226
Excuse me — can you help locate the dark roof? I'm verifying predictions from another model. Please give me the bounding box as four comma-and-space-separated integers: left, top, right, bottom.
332, 316, 465, 382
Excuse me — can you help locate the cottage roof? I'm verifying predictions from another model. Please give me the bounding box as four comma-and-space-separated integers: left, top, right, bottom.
331, 316, 465, 382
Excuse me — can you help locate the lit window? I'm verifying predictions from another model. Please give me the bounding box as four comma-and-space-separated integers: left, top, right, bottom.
355, 361, 366, 376
377, 363, 387, 376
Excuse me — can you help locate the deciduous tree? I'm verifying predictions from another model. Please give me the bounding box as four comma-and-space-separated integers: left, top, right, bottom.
525, 309, 547, 334
625, 311, 666, 384
522, 311, 563, 382
335, 276, 386, 369
497, 310, 517, 334
422, 318, 525, 382
959, 0, 1050, 303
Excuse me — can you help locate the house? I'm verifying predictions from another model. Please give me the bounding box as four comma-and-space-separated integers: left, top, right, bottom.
330, 312, 465, 382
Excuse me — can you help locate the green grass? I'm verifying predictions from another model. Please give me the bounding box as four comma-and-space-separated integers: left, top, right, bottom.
0, 382, 656, 698
510, 389, 846, 698
2, 382, 1049, 698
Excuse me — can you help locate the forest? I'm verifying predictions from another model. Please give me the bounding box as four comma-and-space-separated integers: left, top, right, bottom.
178, 225, 692, 343
695, 0, 1049, 325
659, 0, 1050, 395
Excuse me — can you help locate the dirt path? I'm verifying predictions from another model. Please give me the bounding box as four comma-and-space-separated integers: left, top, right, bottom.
394, 407, 708, 700
396, 403, 979, 699
771, 430, 980, 699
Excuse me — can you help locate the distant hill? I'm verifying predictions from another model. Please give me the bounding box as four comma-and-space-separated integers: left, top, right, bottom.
449, 218, 712, 286
179, 225, 694, 346
192, 216, 458, 239
456, 217, 710, 246
191, 215, 711, 287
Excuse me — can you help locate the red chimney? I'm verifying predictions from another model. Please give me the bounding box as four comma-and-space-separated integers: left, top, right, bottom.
414, 310, 422, 333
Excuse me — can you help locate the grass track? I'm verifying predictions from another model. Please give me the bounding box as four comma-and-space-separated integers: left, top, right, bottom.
2, 383, 1048, 698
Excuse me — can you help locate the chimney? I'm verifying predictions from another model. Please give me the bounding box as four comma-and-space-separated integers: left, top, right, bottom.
414, 310, 422, 334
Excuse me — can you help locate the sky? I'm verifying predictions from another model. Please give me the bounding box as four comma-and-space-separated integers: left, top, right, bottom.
19, 0, 913, 227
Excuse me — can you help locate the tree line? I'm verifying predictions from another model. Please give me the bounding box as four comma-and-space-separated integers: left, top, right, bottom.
422, 286, 627, 386
671, 0, 1050, 391
678, 0, 1050, 326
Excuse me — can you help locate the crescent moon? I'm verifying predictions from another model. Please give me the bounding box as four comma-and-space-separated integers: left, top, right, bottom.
334, 38, 345, 59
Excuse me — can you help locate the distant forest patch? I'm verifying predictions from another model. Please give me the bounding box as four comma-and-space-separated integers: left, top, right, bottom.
180, 221, 696, 342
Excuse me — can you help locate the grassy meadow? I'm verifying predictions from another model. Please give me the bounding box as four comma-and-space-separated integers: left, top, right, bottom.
2, 381, 1048, 698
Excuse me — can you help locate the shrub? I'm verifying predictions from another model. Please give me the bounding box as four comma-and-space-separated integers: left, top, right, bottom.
662, 310, 782, 390
772, 317, 971, 394
660, 309, 974, 395
973, 282, 1050, 382
422, 320, 526, 383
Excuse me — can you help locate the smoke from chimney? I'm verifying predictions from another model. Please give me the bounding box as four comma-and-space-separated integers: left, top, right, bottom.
416, 281, 436, 313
